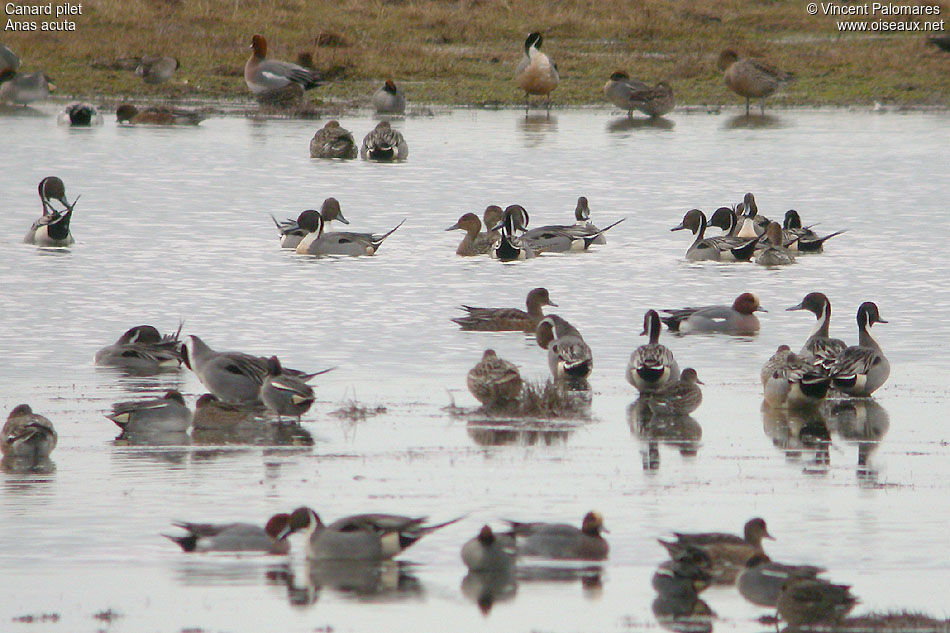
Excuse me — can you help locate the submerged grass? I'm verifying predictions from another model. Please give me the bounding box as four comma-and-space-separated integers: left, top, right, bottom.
330, 399, 388, 422
3, 0, 948, 107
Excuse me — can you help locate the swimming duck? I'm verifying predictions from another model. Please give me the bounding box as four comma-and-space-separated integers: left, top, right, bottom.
94, 324, 184, 373
372, 79, 406, 114
717, 49, 795, 115
2, 404, 57, 461
659, 518, 773, 583
467, 349, 523, 409
671, 208, 758, 262
572, 196, 608, 245
24, 176, 77, 247
191, 394, 258, 431
0, 71, 55, 104
603, 71, 674, 117
782, 210, 846, 252
116, 104, 205, 125
106, 390, 192, 433
736, 193, 771, 238
643, 368, 703, 416
736, 554, 825, 608
452, 287, 557, 332
244, 34, 322, 95
490, 204, 538, 261
761, 346, 831, 408
360, 121, 408, 161
627, 310, 681, 393
515, 32, 559, 114
58, 103, 103, 126
504, 511, 608, 560
273, 198, 350, 249
535, 315, 593, 383
755, 221, 795, 266
653, 558, 713, 598
660, 292, 765, 335
309, 120, 358, 159
461, 525, 517, 572
828, 302, 889, 396
134, 55, 179, 84
447, 211, 493, 256
776, 576, 858, 626
521, 211, 625, 253
261, 356, 316, 422
294, 208, 405, 256
786, 292, 848, 364
165, 514, 290, 554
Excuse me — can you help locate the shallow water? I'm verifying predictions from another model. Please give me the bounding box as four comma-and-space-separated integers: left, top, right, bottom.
1, 105, 949, 632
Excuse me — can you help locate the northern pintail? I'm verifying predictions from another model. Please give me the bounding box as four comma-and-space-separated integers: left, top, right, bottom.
191, 394, 258, 430
660, 292, 765, 335
490, 204, 538, 261
461, 525, 517, 572
573, 197, 607, 245
736, 554, 825, 608
603, 71, 674, 117
467, 349, 523, 409
515, 32, 559, 114
776, 576, 857, 626
360, 121, 408, 161
261, 356, 316, 422
504, 511, 608, 560
0, 70, 55, 104
134, 55, 179, 84
787, 292, 848, 364
309, 120, 358, 159
372, 79, 406, 114
627, 310, 680, 393
717, 50, 795, 115
165, 514, 290, 554
24, 176, 77, 247
94, 324, 183, 373
244, 34, 322, 94
521, 209, 625, 254
707, 206, 743, 238
754, 221, 795, 266
828, 302, 889, 396
659, 518, 773, 583
761, 346, 831, 408
116, 104, 205, 126
736, 193, 770, 238
671, 208, 757, 262
644, 368, 703, 416
2, 404, 57, 460
535, 315, 594, 383
106, 390, 192, 433
447, 211, 494, 256
452, 287, 557, 332
782, 210, 846, 252
273, 198, 350, 249
59, 103, 102, 126
294, 208, 405, 256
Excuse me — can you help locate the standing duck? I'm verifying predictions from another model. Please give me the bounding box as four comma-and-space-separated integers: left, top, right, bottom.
244, 34, 322, 95
2, 404, 57, 462
467, 349, 523, 410
260, 356, 316, 422
24, 176, 77, 247
452, 287, 557, 332
660, 292, 765, 335
829, 302, 889, 396
535, 315, 593, 384
627, 310, 680, 393
603, 71, 674, 117
672, 208, 758, 262
761, 346, 832, 409
135, 55, 179, 84
372, 79, 406, 114
515, 32, 559, 114
645, 368, 703, 416
309, 120, 358, 159
504, 511, 608, 560
717, 49, 795, 115
360, 121, 409, 161
786, 292, 848, 364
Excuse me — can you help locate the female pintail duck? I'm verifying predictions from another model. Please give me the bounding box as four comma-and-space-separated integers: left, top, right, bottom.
295, 209, 405, 256
244, 34, 322, 94
452, 287, 557, 332
191, 394, 258, 430
503, 511, 608, 560
828, 302, 889, 397
755, 222, 795, 266
261, 356, 316, 422
106, 390, 192, 434
737, 554, 825, 608
659, 517, 774, 583
116, 104, 205, 126
360, 121, 409, 161
603, 71, 674, 118
776, 576, 858, 626
447, 210, 496, 256
24, 176, 77, 247
717, 49, 795, 115
671, 208, 758, 262
467, 349, 523, 409
134, 55, 179, 84
0, 71, 55, 104
515, 32, 559, 114
2, 405, 57, 460
573, 197, 607, 245
786, 292, 848, 364
535, 315, 593, 384
58, 103, 103, 126
644, 368, 703, 416
761, 346, 831, 408
309, 120, 358, 159
490, 204, 538, 261
783, 210, 846, 253
274, 198, 350, 249
461, 525, 517, 572
164, 514, 290, 554
660, 292, 765, 335
94, 324, 184, 373
627, 310, 680, 393
372, 79, 406, 114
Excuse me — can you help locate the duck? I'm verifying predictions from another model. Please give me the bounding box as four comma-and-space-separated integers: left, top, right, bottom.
467, 349, 523, 410
461, 525, 517, 572
761, 346, 831, 408
828, 302, 890, 396
106, 390, 192, 434
515, 32, 559, 113
244, 34, 322, 95
452, 287, 557, 332
603, 71, 674, 117
651, 561, 715, 619
572, 196, 607, 245
0, 43, 19, 75
535, 315, 593, 383
309, 120, 358, 159
737, 554, 825, 608
294, 208, 405, 256
2, 404, 57, 461
372, 79, 406, 114
446, 210, 498, 256
643, 368, 703, 416
58, 103, 103, 126
736, 193, 771, 238
717, 49, 795, 115
660, 292, 765, 335
786, 292, 848, 364
755, 221, 795, 266
24, 176, 77, 247
659, 518, 774, 583
627, 310, 680, 394
782, 210, 846, 252
776, 576, 858, 626
164, 514, 291, 554
490, 204, 538, 261
671, 208, 758, 262
504, 511, 608, 560
0, 71, 55, 104
261, 356, 316, 422
191, 394, 258, 431
94, 324, 183, 373
360, 121, 408, 161
521, 213, 625, 254
273, 198, 350, 249
116, 103, 205, 125
134, 55, 179, 84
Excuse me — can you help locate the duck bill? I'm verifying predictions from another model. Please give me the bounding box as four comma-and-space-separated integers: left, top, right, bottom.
335, 212, 349, 225
276, 525, 294, 541
670, 223, 686, 232
755, 307, 768, 313
445, 222, 461, 231
785, 301, 805, 312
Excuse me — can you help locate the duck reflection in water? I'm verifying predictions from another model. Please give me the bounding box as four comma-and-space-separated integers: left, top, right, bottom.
462, 567, 517, 614
823, 398, 890, 482
762, 403, 831, 472
277, 560, 422, 606
517, 114, 558, 147
606, 116, 675, 133
466, 419, 573, 447
724, 113, 784, 130
628, 399, 703, 471
651, 559, 714, 633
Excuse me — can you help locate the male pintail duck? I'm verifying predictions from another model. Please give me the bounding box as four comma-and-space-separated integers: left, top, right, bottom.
295, 208, 405, 256
755, 222, 795, 266
828, 302, 889, 397
573, 197, 607, 245
515, 32, 559, 114
273, 198, 350, 249
659, 518, 774, 583
372, 79, 406, 114
736, 554, 825, 608
467, 349, 523, 410
776, 576, 858, 626
94, 324, 184, 373
165, 514, 290, 554
134, 55, 179, 84
535, 315, 593, 384
707, 205, 745, 237
786, 292, 848, 364
309, 120, 358, 159
0, 43, 19, 75
116, 104, 205, 126
504, 511, 608, 560
360, 121, 408, 161
644, 368, 703, 416
627, 310, 680, 393
452, 287, 557, 332
58, 103, 103, 126
782, 210, 846, 252
603, 71, 674, 117
672, 208, 758, 262
244, 34, 322, 94
261, 356, 316, 422
660, 292, 765, 335
106, 390, 192, 434
447, 210, 500, 256
461, 525, 517, 572
736, 192, 771, 238
717, 49, 795, 115
761, 346, 831, 408
24, 176, 77, 247
2, 404, 57, 460
490, 204, 538, 261
521, 212, 625, 254
0, 70, 55, 104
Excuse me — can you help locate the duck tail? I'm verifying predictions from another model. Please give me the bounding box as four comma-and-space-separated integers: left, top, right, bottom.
371, 218, 407, 249
162, 533, 198, 552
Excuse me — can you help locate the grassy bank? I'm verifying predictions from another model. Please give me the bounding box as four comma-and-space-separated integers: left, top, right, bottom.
3, 0, 949, 108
